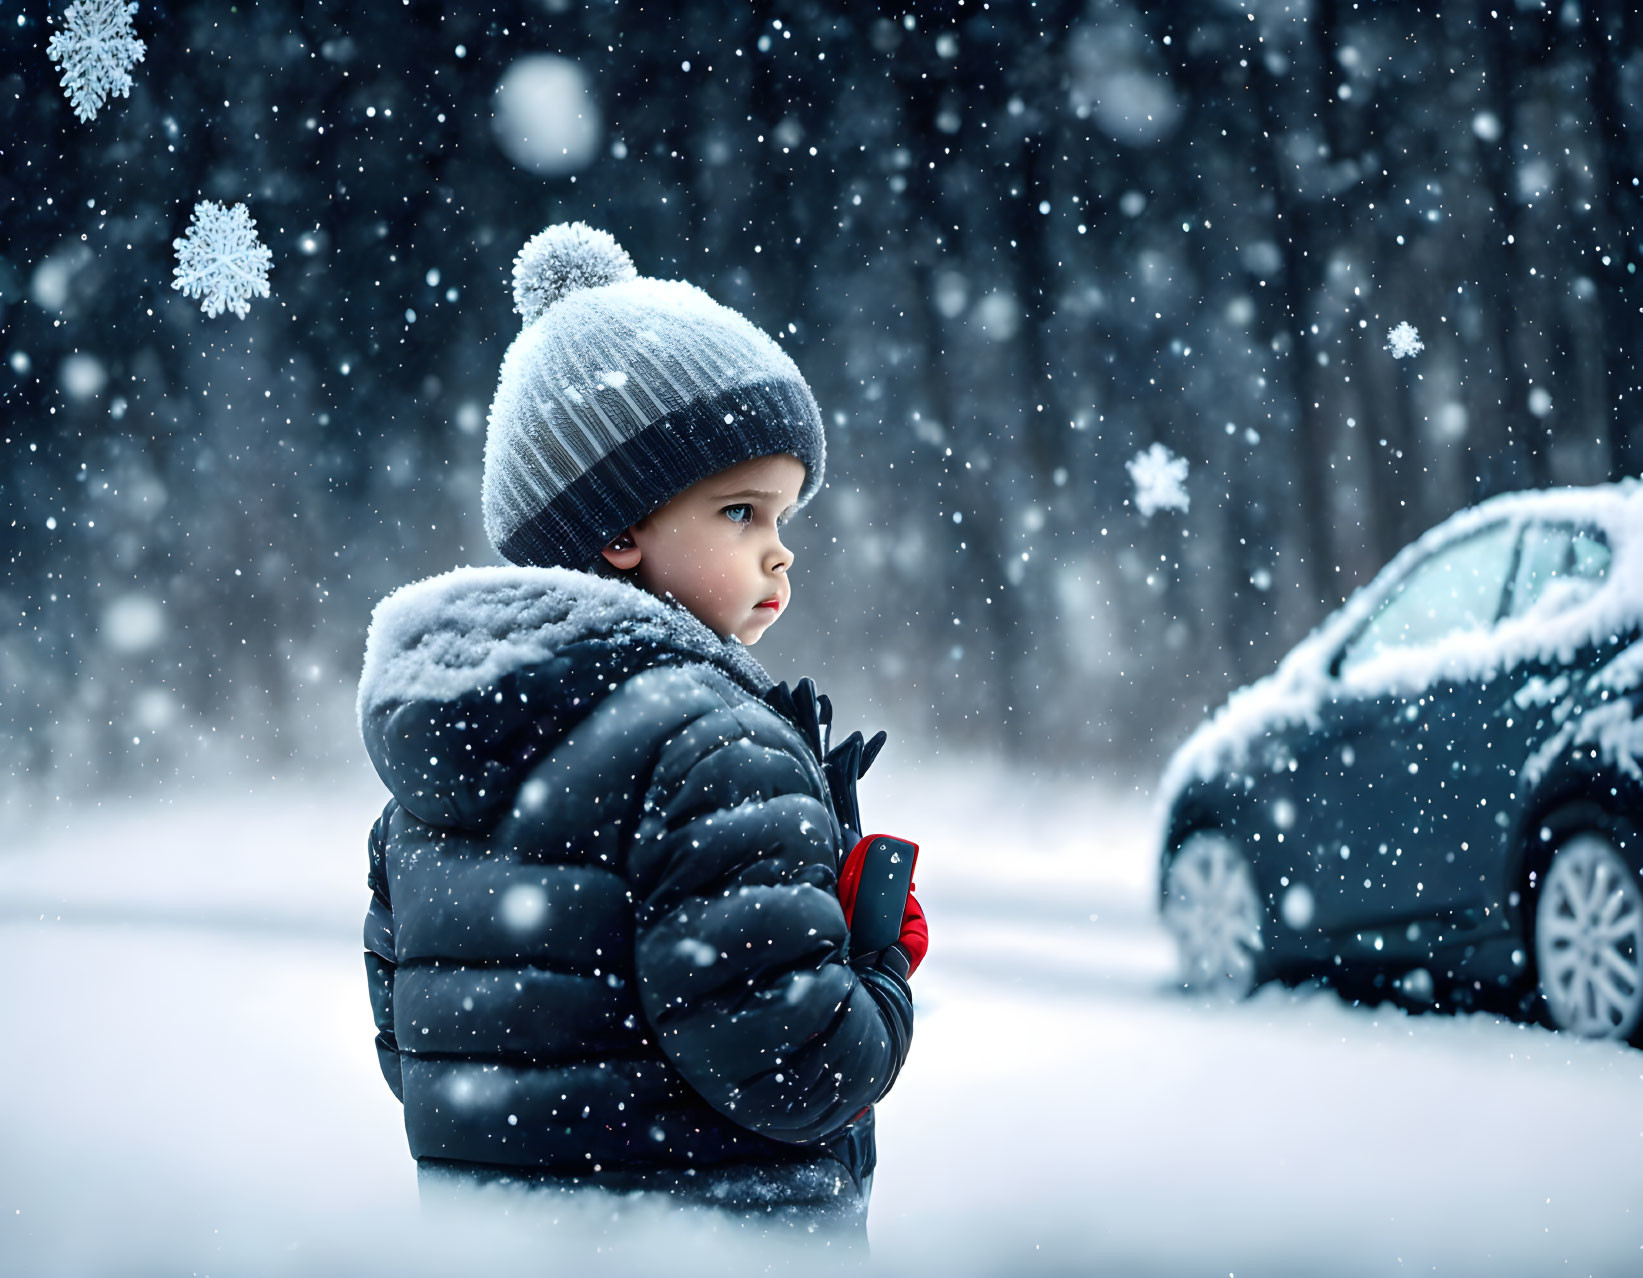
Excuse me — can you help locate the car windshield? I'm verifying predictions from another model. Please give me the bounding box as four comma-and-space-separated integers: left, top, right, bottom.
1337, 521, 1517, 677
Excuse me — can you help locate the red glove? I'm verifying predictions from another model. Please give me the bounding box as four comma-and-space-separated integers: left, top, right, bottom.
837, 834, 927, 976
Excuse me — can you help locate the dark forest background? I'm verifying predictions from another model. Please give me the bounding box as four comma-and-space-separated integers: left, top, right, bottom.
4, 0, 1643, 802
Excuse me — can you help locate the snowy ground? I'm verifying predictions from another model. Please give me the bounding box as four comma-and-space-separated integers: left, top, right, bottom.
2, 756, 1641, 1276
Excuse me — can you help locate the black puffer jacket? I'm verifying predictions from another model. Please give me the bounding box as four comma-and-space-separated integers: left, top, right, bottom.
356, 565, 912, 1204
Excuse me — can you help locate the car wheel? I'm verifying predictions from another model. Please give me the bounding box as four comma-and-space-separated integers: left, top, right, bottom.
1533, 831, 1643, 1041
1162, 828, 1267, 997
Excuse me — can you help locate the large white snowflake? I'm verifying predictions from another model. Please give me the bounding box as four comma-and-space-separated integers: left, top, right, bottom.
46, 0, 147, 123
1127, 442, 1190, 517
171, 201, 274, 320
1385, 321, 1425, 359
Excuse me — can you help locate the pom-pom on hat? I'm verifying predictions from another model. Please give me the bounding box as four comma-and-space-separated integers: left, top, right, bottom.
481, 222, 827, 571
511, 223, 636, 322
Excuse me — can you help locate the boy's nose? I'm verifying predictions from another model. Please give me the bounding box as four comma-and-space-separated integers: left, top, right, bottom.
768, 537, 793, 572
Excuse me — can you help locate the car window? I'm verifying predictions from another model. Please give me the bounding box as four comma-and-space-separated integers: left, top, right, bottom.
1337, 521, 1516, 676
1570, 527, 1612, 579
1506, 522, 1610, 619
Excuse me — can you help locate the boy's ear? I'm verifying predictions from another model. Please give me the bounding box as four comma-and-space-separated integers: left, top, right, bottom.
601, 528, 642, 572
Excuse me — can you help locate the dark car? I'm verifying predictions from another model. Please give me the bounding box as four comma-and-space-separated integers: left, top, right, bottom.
1156, 482, 1643, 1043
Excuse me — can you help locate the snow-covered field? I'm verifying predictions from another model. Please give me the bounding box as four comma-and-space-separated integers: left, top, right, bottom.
2, 756, 1640, 1276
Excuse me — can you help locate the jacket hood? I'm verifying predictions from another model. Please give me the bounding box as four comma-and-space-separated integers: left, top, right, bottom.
357, 565, 774, 828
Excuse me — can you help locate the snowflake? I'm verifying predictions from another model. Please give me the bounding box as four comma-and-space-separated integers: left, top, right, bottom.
1127, 442, 1190, 517
171, 201, 273, 320
46, 1, 146, 123
1385, 321, 1425, 359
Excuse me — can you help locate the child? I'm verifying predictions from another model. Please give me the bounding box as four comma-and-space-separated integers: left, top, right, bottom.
355, 222, 926, 1243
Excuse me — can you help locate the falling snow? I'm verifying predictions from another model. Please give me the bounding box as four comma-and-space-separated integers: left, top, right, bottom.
11, 5, 1643, 1268
45, 0, 146, 122
1385, 321, 1426, 359
170, 200, 273, 320
1127, 442, 1190, 517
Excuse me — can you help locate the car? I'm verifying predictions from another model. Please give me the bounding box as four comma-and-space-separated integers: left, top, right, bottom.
1156, 481, 1643, 1043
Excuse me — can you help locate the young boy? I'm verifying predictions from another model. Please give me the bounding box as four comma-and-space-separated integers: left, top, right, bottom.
355, 222, 926, 1241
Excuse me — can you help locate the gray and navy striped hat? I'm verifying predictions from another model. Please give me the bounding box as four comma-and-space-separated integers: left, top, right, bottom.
480, 222, 826, 570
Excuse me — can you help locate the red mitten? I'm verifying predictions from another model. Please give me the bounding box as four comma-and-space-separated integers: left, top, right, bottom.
898, 889, 928, 975
838, 834, 927, 976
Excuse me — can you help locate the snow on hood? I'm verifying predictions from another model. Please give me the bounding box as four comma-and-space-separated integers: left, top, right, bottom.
357, 564, 771, 731
1156, 481, 1643, 831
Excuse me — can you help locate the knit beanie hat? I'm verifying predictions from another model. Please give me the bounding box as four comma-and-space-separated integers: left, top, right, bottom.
481, 222, 827, 570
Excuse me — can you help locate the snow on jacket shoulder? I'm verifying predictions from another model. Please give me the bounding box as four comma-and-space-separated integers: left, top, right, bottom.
356, 565, 910, 1185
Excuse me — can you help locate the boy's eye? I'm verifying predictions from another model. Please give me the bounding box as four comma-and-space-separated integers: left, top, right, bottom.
723, 504, 753, 524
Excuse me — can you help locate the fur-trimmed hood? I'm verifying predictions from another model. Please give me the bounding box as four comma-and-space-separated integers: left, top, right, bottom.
356, 565, 774, 828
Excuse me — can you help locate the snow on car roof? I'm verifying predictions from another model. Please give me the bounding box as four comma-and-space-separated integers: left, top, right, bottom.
1156, 480, 1643, 829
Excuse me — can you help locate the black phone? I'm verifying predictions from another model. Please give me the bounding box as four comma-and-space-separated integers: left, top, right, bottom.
849, 835, 919, 957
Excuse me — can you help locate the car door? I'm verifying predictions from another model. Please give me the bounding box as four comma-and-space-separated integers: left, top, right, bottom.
1287, 520, 1520, 939
1486, 520, 1617, 821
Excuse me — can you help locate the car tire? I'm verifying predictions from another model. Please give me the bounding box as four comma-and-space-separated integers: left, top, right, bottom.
1162, 827, 1269, 998
1530, 827, 1643, 1044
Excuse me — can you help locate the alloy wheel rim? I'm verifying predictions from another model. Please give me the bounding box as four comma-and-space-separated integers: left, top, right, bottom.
1535, 833, 1643, 1040
1164, 831, 1265, 996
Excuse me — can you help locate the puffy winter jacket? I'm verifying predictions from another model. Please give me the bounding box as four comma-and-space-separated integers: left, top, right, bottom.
356, 565, 913, 1207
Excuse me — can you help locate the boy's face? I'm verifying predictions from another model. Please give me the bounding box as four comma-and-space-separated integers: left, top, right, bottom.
601, 453, 806, 645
